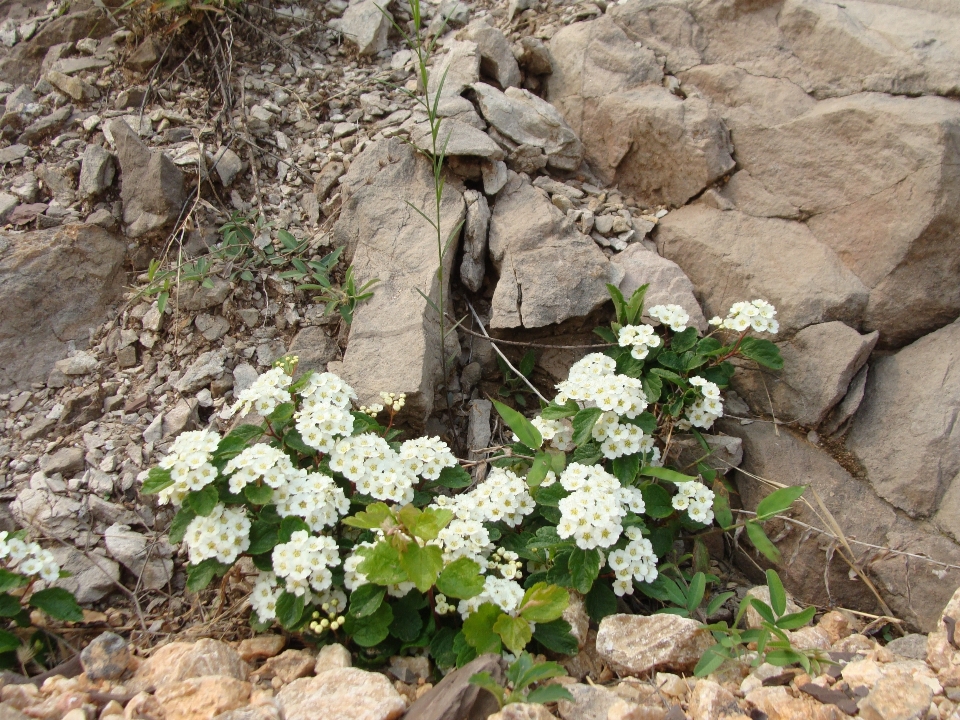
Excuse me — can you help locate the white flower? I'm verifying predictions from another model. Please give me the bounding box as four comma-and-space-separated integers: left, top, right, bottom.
457, 575, 526, 619
672, 482, 715, 525
183, 504, 252, 565
648, 304, 690, 333
618, 324, 662, 360
714, 300, 778, 335
272, 530, 340, 596
608, 529, 658, 595
222, 366, 292, 420
156, 429, 221, 505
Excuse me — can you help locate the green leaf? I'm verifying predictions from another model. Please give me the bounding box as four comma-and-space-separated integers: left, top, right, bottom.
738, 336, 784, 370
168, 507, 197, 545
764, 648, 805, 667
399, 543, 444, 592
756, 486, 806, 519
492, 400, 543, 450
519, 583, 569, 623
694, 645, 729, 677
526, 452, 551, 489
686, 573, 706, 614
430, 627, 459, 669
469, 672, 505, 709
571, 407, 603, 447
276, 591, 305, 629
344, 602, 393, 647
463, 603, 503, 654
526, 684, 575, 705
532, 619, 579, 655
745, 521, 781, 563
612, 454, 640, 485
607, 283, 628, 325
437, 557, 486, 599
775, 606, 816, 630
349, 584, 386, 618
185, 484, 219, 516
0, 593, 21, 618
624, 283, 648, 325
436, 465, 472, 489
141, 467, 174, 495
288, 370, 316, 395
186, 558, 229, 592
534, 483, 568, 508
243, 483, 273, 506
571, 441, 602, 466
706, 591, 735, 617
390, 591, 425, 642
409, 507, 453, 541
640, 466, 696, 483
641, 374, 663, 403
696, 337, 724, 355
670, 327, 699, 353
569, 548, 602, 594
541, 401, 579, 420
282, 428, 315, 456
640, 483, 675, 518
650, 367, 685, 385
585, 582, 618, 623
713, 490, 734, 529
358, 542, 408, 586
247, 520, 280, 556
494, 613, 533, 655
751, 599, 777, 625
766, 569, 787, 617
0, 570, 27, 594
28, 588, 82, 622
267, 402, 296, 425
278, 516, 310, 542
342, 502, 394, 530
657, 351, 683, 371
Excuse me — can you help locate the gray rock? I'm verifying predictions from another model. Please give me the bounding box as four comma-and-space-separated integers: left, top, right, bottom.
0, 193, 17, 222
656, 205, 869, 336
45, 70, 98, 101
211, 146, 243, 186
733, 322, 878, 427
40, 447, 85, 476
557, 683, 624, 720
54, 350, 99, 376
5, 86, 34, 113
142, 414, 163, 444
175, 351, 225, 393
429, 40, 480, 100
232, 363, 259, 395
467, 399, 492, 462
104, 523, 173, 590
340, 0, 393, 56
473, 83, 583, 172
517, 37, 552, 76
673, 434, 742, 474
821, 363, 868, 436
459, 189, 490, 293
47, 546, 119, 604
109, 118, 186, 239
532, 176, 584, 200
885, 634, 928, 660
81, 632, 131, 681
288, 326, 339, 375
12, 486, 88, 539
488, 172, 622, 329
0, 144, 29, 165
162, 398, 198, 438
462, 21, 522, 89
126, 37, 160, 73
314, 161, 345, 202
256, 340, 286, 367
411, 118, 503, 160
334, 138, 465, 426
506, 144, 547, 175
480, 159, 507, 195
175, 276, 232, 311
18, 105, 72, 145
610, 244, 707, 333
847, 319, 960, 525
78, 144, 115, 197
194, 313, 230, 341
0, 224, 126, 391
404, 654, 503, 720
596, 614, 714, 676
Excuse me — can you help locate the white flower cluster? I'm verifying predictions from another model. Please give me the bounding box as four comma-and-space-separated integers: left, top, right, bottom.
438, 468, 535, 529
435, 517, 492, 567
399, 437, 457, 480
709, 300, 779, 334
272, 530, 340, 596
672, 481, 716, 524
592, 411, 646, 460
156, 430, 220, 505
608, 527, 658, 596
184, 504, 252, 565
308, 591, 348, 633
251, 571, 282, 622
296, 372, 357, 453
435, 593, 455, 615
379, 391, 406, 412
223, 366, 292, 419
555, 354, 647, 419
556, 463, 645, 549
489, 548, 523, 580
330, 433, 416, 504
617, 324, 662, 360
647, 304, 690, 333
532, 417, 574, 452
457, 575, 526, 620
224, 444, 298, 495
0, 533, 60, 583
683, 376, 724, 430
276, 472, 350, 532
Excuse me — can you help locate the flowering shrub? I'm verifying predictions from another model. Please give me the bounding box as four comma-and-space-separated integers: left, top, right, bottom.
143, 284, 799, 668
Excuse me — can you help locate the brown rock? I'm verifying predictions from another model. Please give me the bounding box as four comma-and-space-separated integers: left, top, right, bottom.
277, 667, 406, 720
287, 326, 338, 376
404, 654, 503, 720
557, 683, 624, 720
126, 37, 161, 73
857, 674, 932, 720
746, 686, 846, 720
155, 676, 251, 720
489, 703, 556, 720
130, 639, 249, 692
314, 643, 351, 675
688, 680, 742, 720
595, 614, 714, 676
80, 631, 131, 681
237, 636, 285, 663
256, 649, 315, 684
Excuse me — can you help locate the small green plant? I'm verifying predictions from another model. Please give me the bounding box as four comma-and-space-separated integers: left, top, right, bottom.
287, 245, 344, 287
695, 569, 828, 677
470, 652, 574, 708
308, 265, 380, 325
498, 351, 537, 408
639, 569, 735, 622
0, 531, 83, 672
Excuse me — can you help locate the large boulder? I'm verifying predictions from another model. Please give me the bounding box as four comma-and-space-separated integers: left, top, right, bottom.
109, 119, 186, 239
333, 138, 465, 426
655, 204, 868, 336
339, 0, 393, 56
487, 172, 622, 330
847, 319, 960, 526
0, 224, 126, 390
723, 420, 960, 631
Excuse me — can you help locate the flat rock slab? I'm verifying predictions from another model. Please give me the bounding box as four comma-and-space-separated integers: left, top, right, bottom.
277, 668, 405, 720
596, 614, 714, 676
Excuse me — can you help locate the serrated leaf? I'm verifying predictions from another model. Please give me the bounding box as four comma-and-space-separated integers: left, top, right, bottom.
389, 591, 425, 642
0, 593, 21, 618
612, 454, 640, 485
276, 591, 305, 629
344, 601, 393, 647
670, 327, 699, 353
571, 407, 603, 447
141, 467, 173, 495
640, 482, 675, 519
463, 603, 503, 654
343, 502, 394, 530
185, 484, 219, 516
468, 671, 505, 708
399, 542, 443, 592
430, 627, 458, 669
348, 584, 386, 618
243, 483, 273, 506
526, 684, 574, 704
437, 557, 485, 599
519, 583, 569, 623
0, 570, 27, 594
738, 336, 784, 370
756, 485, 805, 519
186, 558, 229, 593
540, 401, 579, 420
493, 613, 532, 655
532, 619, 579, 655
492, 400, 543, 450
278, 516, 310, 542
585, 582, 618, 623
409, 507, 453, 541
247, 520, 280, 556
168, 507, 197, 545
436, 465, 472, 488
358, 541, 408, 586
569, 548, 601, 594
282, 428, 315, 456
